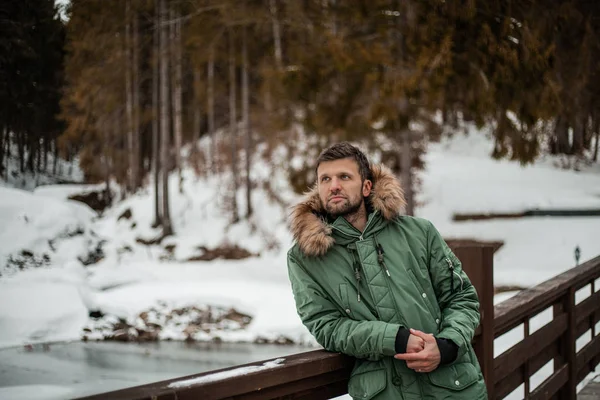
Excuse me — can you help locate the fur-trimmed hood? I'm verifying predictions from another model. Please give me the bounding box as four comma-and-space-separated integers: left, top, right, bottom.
289, 164, 406, 257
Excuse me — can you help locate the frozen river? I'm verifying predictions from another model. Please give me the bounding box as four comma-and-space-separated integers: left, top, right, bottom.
0, 341, 312, 399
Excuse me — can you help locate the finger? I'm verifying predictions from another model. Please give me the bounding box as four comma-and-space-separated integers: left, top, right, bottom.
410, 359, 434, 367
407, 361, 427, 369
406, 347, 422, 354
409, 329, 435, 343
394, 352, 426, 361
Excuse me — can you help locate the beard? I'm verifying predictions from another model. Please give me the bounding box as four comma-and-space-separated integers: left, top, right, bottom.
323, 195, 364, 218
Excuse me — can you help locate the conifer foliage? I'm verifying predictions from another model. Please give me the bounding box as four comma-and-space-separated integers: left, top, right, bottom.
8, 1, 599, 229
0, 0, 65, 179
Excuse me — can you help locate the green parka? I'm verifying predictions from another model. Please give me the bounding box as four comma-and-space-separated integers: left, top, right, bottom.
287, 165, 487, 400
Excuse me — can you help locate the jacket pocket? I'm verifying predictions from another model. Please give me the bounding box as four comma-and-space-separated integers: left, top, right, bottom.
427, 362, 479, 391
348, 366, 387, 400
339, 283, 353, 317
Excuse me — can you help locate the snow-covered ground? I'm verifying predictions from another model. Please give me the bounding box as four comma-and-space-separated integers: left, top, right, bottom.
1, 129, 599, 399
420, 132, 600, 287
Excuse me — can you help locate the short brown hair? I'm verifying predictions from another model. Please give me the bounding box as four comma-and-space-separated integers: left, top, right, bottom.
315, 142, 372, 182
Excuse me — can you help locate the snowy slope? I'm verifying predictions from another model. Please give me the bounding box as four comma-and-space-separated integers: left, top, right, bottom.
0, 187, 98, 277
0, 129, 599, 352
418, 131, 600, 287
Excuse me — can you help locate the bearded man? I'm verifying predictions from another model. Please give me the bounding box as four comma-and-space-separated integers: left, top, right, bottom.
287, 142, 487, 399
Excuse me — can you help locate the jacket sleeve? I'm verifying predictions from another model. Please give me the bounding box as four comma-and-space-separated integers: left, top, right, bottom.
426, 221, 481, 362
288, 252, 400, 360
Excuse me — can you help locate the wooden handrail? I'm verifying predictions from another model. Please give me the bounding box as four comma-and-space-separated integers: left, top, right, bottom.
492, 255, 600, 399
78, 350, 354, 400
77, 252, 600, 400
494, 255, 600, 336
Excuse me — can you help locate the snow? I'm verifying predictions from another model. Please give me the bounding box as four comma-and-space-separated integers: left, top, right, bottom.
419, 130, 600, 287
0, 281, 88, 348
0, 187, 97, 277
1, 127, 599, 398
168, 358, 285, 388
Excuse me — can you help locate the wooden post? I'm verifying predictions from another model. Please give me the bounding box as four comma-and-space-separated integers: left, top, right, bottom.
557, 287, 577, 399
452, 245, 495, 399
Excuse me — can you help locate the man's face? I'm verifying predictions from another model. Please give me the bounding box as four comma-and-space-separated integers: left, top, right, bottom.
317, 158, 372, 217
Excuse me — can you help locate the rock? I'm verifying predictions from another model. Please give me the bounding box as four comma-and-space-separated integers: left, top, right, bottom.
21, 250, 34, 258
118, 208, 132, 221
89, 310, 104, 319
187, 245, 257, 262
112, 330, 130, 342
69, 190, 111, 213
183, 324, 200, 336
223, 309, 252, 327
137, 329, 159, 342
78, 241, 105, 266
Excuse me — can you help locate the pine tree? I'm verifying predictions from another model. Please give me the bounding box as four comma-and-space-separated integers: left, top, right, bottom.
159, 0, 173, 236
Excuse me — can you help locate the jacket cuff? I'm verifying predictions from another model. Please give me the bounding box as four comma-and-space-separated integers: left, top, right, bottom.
436, 337, 458, 365
437, 327, 468, 361
382, 323, 401, 356
394, 327, 410, 354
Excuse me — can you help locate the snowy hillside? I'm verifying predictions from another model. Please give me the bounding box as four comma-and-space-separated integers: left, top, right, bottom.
1, 130, 600, 351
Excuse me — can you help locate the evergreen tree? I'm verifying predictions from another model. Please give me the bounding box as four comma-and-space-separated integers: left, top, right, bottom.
0, 0, 65, 179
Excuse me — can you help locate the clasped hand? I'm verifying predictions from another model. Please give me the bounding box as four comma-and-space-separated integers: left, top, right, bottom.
394, 328, 441, 373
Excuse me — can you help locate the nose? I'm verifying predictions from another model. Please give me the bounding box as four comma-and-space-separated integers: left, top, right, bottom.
329, 177, 341, 192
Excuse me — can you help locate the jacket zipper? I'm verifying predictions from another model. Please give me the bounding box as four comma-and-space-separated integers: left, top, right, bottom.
376, 243, 391, 277
446, 257, 464, 292
334, 214, 378, 303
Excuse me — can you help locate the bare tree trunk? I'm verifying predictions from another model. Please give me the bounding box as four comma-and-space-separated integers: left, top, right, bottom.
229, 29, 239, 223
572, 114, 585, 155
593, 115, 599, 162
242, 27, 252, 218
192, 68, 202, 150
36, 138, 42, 173
52, 139, 58, 175
208, 48, 216, 173
583, 115, 592, 150
104, 116, 117, 206
67, 144, 73, 176
171, 6, 183, 193
26, 136, 36, 172
401, 128, 414, 216
0, 127, 5, 178
5, 129, 11, 176
43, 138, 48, 172
269, 0, 283, 71
125, 0, 134, 192
160, 0, 173, 236
552, 115, 571, 155
18, 131, 24, 173
132, 7, 141, 189
152, 0, 162, 228
125, 0, 134, 191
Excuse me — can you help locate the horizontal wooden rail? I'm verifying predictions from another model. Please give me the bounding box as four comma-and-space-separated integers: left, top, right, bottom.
77, 253, 600, 400
493, 255, 600, 337
78, 350, 354, 400
492, 255, 600, 399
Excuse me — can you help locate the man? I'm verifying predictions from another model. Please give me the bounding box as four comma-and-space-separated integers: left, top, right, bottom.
287, 142, 487, 399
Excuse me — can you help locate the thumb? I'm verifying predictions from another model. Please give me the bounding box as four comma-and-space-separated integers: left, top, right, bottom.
410, 328, 434, 343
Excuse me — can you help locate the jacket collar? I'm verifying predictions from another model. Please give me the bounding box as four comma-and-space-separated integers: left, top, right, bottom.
289, 164, 406, 257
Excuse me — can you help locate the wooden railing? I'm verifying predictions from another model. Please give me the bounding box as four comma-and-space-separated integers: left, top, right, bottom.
78, 250, 600, 400
492, 254, 600, 399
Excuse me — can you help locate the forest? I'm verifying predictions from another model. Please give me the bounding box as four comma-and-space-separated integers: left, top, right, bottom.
1, 0, 599, 235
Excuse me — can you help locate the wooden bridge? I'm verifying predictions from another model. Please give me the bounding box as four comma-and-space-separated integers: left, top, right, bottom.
79, 246, 600, 400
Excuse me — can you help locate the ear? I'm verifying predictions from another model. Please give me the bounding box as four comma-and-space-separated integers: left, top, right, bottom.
362, 179, 372, 197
